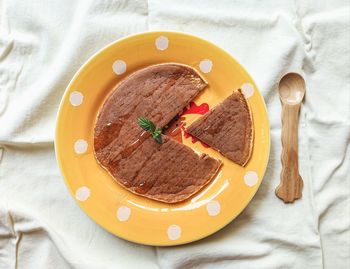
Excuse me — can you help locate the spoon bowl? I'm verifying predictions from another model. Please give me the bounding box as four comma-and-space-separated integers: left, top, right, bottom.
278, 73, 306, 105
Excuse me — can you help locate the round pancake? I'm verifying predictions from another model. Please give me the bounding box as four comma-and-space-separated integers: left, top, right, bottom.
93, 63, 221, 203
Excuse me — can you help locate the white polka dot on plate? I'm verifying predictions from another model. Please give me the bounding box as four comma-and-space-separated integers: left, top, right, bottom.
241, 83, 255, 98
117, 206, 131, 221
199, 59, 213, 73
74, 139, 88, 154
69, 91, 84, 106
167, 225, 181, 240
75, 186, 90, 201
244, 171, 259, 187
206, 200, 221, 216
112, 60, 127, 75
155, 36, 169, 51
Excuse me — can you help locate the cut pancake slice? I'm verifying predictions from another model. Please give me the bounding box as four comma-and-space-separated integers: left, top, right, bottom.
94, 63, 221, 203
105, 135, 222, 203
186, 89, 253, 166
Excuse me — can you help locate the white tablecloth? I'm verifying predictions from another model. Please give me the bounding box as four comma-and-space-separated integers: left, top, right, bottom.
0, 1, 349, 268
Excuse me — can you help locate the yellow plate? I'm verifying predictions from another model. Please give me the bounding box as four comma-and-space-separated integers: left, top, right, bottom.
55, 31, 270, 246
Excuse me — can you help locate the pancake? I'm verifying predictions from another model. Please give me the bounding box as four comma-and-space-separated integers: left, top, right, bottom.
94, 63, 221, 203
186, 89, 253, 166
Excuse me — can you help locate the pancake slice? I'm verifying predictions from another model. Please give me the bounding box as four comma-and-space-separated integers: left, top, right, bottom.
186, 89, 254, 166
106, 135, 222, 203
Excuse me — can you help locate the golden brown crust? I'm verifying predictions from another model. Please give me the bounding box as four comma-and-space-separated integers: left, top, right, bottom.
238, 89, 254, 166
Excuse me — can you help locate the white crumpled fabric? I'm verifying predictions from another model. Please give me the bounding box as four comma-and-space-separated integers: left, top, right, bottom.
0, 0, 349, 268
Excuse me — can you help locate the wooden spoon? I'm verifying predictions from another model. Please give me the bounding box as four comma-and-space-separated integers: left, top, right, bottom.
275, 73, 305, 203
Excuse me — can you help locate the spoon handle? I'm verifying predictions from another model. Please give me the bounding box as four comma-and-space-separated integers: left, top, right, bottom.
276, 104, 304, 203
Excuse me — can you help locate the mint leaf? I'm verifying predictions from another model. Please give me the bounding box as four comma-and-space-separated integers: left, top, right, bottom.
137, 118, 163, 144
152, 133, 162, 144
138, 117, 155, 132
153, 127, 162, 136
152, 127, 163, 144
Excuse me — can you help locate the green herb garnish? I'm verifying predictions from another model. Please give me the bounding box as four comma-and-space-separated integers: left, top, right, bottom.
138, 117, 162, 144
